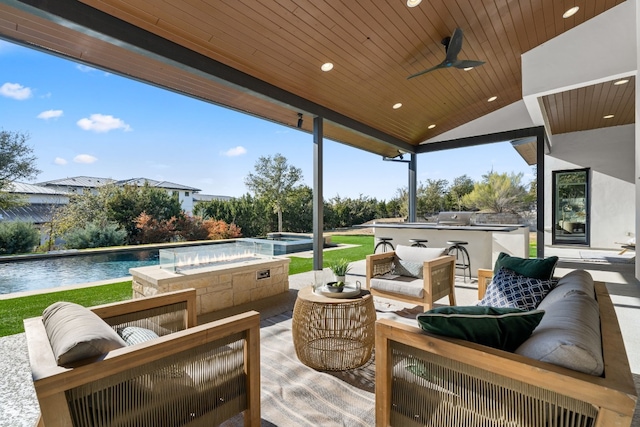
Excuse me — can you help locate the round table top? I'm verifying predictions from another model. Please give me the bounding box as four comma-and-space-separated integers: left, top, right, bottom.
297, 285, 372, 304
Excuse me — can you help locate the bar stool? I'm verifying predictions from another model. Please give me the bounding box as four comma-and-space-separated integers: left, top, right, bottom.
446, 240, 471, 283
409, 239, 428, 248
374, 237, 394, 253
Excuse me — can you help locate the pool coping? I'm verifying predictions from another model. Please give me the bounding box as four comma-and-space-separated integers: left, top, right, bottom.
0, 276, 132, 301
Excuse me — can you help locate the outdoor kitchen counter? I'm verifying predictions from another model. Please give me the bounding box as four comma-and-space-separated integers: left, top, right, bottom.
357, 222, 530, 278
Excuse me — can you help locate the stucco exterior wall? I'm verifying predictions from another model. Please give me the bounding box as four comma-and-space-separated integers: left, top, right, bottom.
545, 124, 635, 249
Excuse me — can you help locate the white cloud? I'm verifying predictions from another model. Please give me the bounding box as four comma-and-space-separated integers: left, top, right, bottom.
77, 64, 111, 77
74, 154, 97, 164
76, 64, 95, 73
0, 82, 32, 100
54, 157, 68, 165
37, 109, 63, 120
221, 146, 247, 157
77, 114, 132, 133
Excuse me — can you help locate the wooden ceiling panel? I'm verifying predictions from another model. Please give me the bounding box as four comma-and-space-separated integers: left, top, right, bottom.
0, 0, 630, 158
542, 77, 635, 135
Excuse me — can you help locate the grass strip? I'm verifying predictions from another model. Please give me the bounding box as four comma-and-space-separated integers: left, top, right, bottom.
288, 235, 374, 275
0, 281, 132, 337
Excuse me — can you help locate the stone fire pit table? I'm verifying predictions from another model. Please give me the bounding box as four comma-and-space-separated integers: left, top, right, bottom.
130, 247, 290, 315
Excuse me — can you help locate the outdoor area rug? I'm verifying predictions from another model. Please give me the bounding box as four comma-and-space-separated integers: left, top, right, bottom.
222, 311, 375, 426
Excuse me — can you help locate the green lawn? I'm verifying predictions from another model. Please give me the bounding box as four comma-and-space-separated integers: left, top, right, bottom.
0, 281, 133, 337
288, 234, 374, 274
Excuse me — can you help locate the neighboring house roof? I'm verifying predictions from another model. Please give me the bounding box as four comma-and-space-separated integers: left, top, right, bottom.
9, 182, 69, 196
37, 176, 115, 188
115, 178, 201, 192
0, 204, 59, 224
193, 194, 233, 202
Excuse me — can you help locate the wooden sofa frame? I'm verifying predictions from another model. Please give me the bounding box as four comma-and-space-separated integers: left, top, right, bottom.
24, 288, 261, 427
375, 273, 637, 426
366, 252, 456, 310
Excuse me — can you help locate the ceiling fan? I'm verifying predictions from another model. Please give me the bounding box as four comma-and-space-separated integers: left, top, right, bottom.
407, 28, 485, 80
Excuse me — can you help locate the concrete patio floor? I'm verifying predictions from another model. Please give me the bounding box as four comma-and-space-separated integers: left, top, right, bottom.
1, 245, 639, 426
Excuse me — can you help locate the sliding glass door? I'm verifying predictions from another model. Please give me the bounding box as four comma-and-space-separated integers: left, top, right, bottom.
553, 168, 589, 245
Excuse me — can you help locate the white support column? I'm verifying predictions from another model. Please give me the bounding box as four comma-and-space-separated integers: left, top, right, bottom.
635, 0, 640, 281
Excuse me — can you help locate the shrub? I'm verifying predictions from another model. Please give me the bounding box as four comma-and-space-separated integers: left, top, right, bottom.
134, 212, 177, 244
63, 222, 126, 249
175, 216, 210, 241
0, 221, 40, 254
202, 219, 242, 240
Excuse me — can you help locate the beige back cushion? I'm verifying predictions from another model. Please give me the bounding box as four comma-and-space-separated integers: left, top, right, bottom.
43, 301, 126, 366
395, 245, 446, 263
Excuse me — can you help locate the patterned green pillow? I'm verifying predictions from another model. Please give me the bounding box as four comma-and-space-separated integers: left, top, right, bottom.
416, 306, 545, 352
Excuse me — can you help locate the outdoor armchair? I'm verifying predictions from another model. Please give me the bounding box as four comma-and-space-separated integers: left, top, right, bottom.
365, 245, 456, 310
24, 288, 260, 427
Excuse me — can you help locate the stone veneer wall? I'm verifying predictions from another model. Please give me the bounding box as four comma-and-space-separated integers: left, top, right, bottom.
131, 257, 290, 315
474, 212, 526, 225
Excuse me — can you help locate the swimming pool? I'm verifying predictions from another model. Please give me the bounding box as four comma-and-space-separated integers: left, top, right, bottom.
0, 250, 159, 295
0, 236, 325, 295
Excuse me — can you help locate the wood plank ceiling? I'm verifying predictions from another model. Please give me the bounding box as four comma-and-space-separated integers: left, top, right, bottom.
0, 0, 630, 158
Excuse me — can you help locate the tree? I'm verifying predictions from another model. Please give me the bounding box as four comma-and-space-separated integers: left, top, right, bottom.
244, 153, 303, 232
418, 179, 448, 216
194, 194, 271, 237
462, 171, 529, 213
51, 184, 118, 237
106, 182, 183, 244
445, 175, 475, 211
0, 130, 41, 209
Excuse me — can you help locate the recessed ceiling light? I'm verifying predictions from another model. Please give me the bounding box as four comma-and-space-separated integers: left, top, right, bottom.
563, 6, 579, 18
428, 124, 436, 129
614, 79, 629, 85
407, 0, 422, 7
393, 103, 402, 109
321, 62, 334, 72
603, 114, 615, 119
463, 67, 474, 71
487, 96, 497, 102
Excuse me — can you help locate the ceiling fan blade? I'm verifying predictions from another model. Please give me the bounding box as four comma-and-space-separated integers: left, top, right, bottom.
444, 28, 464, 63
407, 62, 446, 80
453, 59, 485, 69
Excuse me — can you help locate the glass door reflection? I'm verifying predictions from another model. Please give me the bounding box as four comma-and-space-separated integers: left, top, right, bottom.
553, 168, 589, 245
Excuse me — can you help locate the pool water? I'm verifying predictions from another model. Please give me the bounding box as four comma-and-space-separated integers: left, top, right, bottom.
0, 250, 159, 295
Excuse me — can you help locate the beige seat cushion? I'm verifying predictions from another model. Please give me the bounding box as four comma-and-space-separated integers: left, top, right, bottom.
370, 276, 425, 298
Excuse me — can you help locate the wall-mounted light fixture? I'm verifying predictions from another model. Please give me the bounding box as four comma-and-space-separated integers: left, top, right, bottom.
297, 113, 303, 128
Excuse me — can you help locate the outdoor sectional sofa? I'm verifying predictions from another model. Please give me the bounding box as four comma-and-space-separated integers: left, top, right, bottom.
375, 267, 637, 426
23, 288, 260, 427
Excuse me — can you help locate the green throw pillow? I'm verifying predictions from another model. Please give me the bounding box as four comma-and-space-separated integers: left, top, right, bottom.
494, 252, 558, 280
416, 306, 545, 352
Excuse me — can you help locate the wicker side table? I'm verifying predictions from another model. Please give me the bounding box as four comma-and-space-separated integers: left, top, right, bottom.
292, 286, 376, 371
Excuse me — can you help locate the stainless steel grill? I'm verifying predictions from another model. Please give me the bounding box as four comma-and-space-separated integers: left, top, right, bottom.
436, 211, 475, 226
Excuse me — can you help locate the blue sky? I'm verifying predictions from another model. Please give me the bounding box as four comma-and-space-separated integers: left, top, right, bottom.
0, 39, 534, 201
